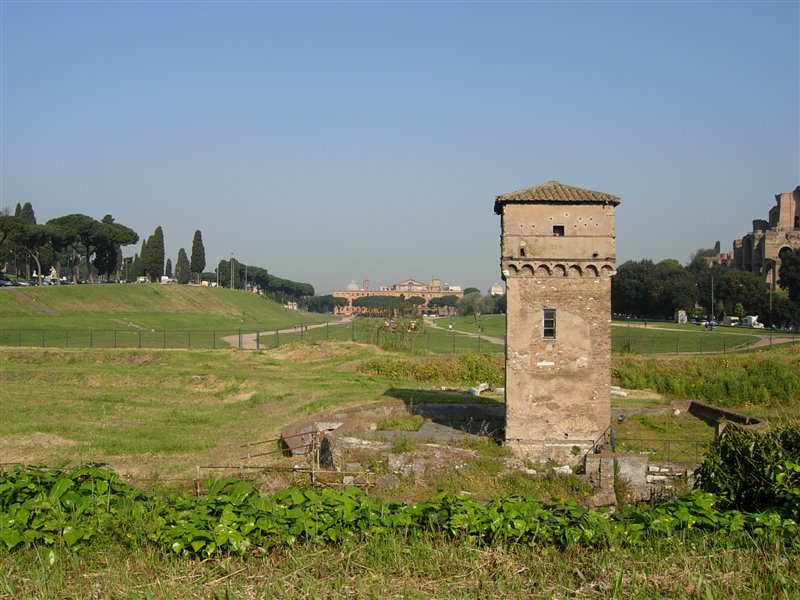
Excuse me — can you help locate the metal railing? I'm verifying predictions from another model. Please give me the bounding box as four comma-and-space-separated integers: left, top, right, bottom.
0, 322, 506, 355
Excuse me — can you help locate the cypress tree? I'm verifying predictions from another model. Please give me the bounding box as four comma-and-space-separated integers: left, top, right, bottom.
143, 226, 165, 282
190, 230, 206, 283
165, 258, 173, 278
136, 239, 148, 279
19, 202, 36, 224
175, 248, 191, 284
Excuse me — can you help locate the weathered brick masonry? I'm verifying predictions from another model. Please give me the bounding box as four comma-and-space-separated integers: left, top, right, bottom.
496, 181, 620, 464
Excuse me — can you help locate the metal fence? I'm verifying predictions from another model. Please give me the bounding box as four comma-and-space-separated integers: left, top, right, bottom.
0, 321, 506, 355
611, 328, 798, 355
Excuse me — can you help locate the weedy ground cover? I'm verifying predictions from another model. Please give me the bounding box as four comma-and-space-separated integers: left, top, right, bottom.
0, 343, 398, 480
0, 344, 506, 482
1, 463, 798, 599
612, 347, 800, 411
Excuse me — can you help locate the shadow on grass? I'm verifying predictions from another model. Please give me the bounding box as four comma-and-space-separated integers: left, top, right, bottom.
382, 387, 505, 439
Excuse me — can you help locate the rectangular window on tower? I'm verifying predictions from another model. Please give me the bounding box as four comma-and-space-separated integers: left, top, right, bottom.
543, 309, 556, 339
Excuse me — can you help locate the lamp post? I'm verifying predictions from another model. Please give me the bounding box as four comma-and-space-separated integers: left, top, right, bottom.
710, 273, 714, 321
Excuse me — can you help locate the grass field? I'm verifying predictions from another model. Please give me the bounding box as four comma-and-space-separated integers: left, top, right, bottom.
0, 343, 412, 481
5, 287, 796, 356
2, 290, 799, 597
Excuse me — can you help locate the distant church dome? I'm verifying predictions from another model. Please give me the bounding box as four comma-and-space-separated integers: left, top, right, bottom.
346, 279, 359, 291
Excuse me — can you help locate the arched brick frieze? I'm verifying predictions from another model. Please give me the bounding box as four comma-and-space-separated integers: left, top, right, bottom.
584, 264, 599, 277
568, 265, 582, 277
520, 264, 535, 278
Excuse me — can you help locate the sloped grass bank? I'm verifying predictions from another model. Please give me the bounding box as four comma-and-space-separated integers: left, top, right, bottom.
0, 285, 329, 331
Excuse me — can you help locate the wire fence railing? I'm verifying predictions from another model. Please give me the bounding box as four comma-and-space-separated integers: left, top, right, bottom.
4, 321, 791, 355
611, 328, 798, 355
0, 321, 506, 355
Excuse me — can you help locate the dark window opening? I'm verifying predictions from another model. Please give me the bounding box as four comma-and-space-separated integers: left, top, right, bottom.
553, 225, 565, 236
520, 247, 526, 257
543, 309, 556, 339
795, 215, 799, 229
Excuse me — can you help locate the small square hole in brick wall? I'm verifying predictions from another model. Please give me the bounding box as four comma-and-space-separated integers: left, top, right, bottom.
553, 225, 565, 236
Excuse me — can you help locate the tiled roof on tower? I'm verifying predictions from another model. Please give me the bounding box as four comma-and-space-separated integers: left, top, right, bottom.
494, 181, 621, 214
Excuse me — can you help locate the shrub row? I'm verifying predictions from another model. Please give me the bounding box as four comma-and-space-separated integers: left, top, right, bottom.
612, 349, 800, 407
358, 353, 504, 386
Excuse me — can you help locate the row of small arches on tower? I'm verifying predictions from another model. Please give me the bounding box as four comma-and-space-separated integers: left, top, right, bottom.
505, 262, 615, 278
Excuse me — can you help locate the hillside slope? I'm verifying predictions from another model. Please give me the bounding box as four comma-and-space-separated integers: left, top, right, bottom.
0, 284, 330, 330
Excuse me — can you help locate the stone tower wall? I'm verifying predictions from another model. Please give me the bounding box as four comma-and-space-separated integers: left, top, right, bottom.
499, 195, 617, 464
504, 267, 613, 463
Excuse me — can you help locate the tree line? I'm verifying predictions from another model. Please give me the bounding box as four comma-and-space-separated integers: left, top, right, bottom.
0, 203, 314, 304
611, 248, 800, 327
304, 289, 506, 318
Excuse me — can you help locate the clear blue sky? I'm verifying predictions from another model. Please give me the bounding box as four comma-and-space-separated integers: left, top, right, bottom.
2, 1, 798, 294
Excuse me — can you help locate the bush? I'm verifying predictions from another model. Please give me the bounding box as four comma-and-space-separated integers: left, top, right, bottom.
359, 354, 503, 386
694, 423, 800, 516
612, 350, 800, 407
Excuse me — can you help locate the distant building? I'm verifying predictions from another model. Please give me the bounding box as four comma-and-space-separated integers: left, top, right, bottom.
489, 282, 504, 296
333, 277, 464, 315
730, 186, 800, 288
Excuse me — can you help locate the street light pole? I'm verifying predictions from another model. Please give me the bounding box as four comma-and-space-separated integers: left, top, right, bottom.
710, 273, 714, 320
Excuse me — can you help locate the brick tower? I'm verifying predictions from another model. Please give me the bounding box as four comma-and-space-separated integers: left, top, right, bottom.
495, 181, 621, 464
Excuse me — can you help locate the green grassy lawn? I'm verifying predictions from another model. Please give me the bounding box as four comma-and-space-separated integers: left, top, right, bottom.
2, 339, 799, 597
434, 314, 506, 337
336, 317, 505, 355
0, 285, 336, 349
611, 323, 763, 353
0, 343, 496, 481
3, 528, 795, 599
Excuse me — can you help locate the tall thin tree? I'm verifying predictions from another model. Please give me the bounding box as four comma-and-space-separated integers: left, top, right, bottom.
190, 230, 206, 284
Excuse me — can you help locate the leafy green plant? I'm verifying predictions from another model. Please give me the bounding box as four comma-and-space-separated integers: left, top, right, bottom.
2, 465, 798, 566
694, 422, 800, 515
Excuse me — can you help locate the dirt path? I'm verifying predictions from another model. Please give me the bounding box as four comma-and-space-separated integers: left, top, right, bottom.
221, 317, 352, 350
422, 318, 505, 345
2, 288, 60, 316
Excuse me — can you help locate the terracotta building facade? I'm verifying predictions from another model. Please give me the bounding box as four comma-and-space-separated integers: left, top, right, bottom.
332, 278, 464, 315
731, 186, 800, 288
495, 181, 620, 464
